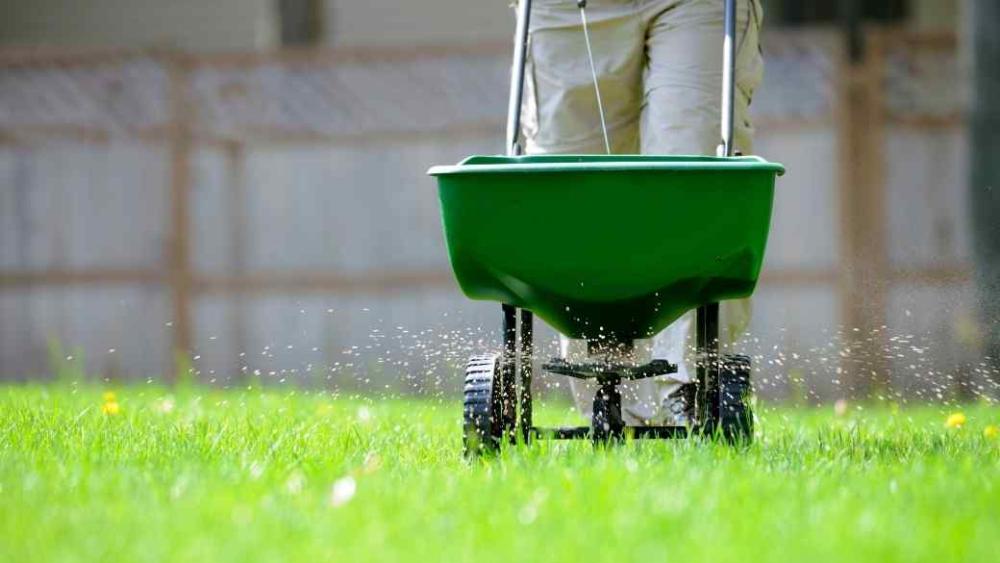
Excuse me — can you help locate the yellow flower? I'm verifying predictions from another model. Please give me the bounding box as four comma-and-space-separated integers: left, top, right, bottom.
945, 412, 966, 429
984, 425, 999, 439
101, 401, 121, 416
102, 391, 117, 402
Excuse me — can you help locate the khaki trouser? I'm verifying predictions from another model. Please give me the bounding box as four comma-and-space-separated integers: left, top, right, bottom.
519, 0, 763, 423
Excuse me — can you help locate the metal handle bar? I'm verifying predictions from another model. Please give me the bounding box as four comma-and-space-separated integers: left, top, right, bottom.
506, 0, 533, 156
720, 0, 737, 156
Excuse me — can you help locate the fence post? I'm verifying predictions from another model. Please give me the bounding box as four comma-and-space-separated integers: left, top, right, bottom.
224, 140, 249, 382
167, 53, 194, 382
836, 29, 891, 399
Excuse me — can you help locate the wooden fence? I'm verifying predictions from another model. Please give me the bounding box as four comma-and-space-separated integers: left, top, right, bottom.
0, 29, 984, 400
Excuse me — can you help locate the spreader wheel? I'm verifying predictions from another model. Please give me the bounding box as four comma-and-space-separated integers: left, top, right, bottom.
717, 354, 754, 444
462, 354, 505, 457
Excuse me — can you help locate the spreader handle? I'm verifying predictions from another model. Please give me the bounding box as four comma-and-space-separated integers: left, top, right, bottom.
506, 0, 533, 156
719, 0, 736, 157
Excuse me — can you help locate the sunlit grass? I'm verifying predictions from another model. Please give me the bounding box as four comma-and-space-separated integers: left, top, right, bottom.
1, 384, 998, 562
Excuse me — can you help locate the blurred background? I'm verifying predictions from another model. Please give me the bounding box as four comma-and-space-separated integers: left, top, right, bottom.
1, 0, 997, 404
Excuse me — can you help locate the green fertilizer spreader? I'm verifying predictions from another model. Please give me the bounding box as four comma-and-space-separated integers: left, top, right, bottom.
429, 0, 784, 455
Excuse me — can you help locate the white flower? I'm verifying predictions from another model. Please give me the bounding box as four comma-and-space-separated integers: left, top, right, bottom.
155, 397, 176, 414
518, 488, 548, 525
249, 461, 265, 480
356, 406, 373, 423
285, 471, 306, 495
330, 476, 357, 507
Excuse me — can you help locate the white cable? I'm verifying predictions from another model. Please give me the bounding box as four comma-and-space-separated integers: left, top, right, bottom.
579, 6, 611, 154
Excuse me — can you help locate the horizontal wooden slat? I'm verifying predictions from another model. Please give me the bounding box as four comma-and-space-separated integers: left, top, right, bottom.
193, 271, 457, 293
0, 266, 972, 291
0, 270, 163, 286
0, 120, 502, 147
884, 114, 963, 129
889, 265, 972, 285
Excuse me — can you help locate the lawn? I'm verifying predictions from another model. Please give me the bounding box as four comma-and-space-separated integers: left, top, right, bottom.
1, 384, 998, 562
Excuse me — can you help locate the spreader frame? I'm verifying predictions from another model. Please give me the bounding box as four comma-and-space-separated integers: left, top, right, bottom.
502, 305, 721, 444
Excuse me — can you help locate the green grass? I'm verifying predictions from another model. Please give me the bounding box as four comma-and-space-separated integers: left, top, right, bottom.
1, 384, 998, 563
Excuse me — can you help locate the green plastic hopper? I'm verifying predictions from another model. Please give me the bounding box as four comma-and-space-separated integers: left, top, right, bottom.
428, 154, 784, 342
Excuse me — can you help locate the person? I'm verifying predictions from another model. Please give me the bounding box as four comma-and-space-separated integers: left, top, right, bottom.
518, 0, 763, 424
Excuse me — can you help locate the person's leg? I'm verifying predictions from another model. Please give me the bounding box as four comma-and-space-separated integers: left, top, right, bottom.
521, 0, 644, 154
519, 0, 647, 421
636, 0, 764, 418
640, 0, 762, 154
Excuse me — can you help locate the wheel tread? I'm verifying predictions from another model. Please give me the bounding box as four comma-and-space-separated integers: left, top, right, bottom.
717, 353, 754, 444
462, 353, 503, 457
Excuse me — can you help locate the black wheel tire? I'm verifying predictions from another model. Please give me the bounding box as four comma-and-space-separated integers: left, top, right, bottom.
591, 384, 625, 445
463, 354, 504, 457
717, 354, 754, 444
